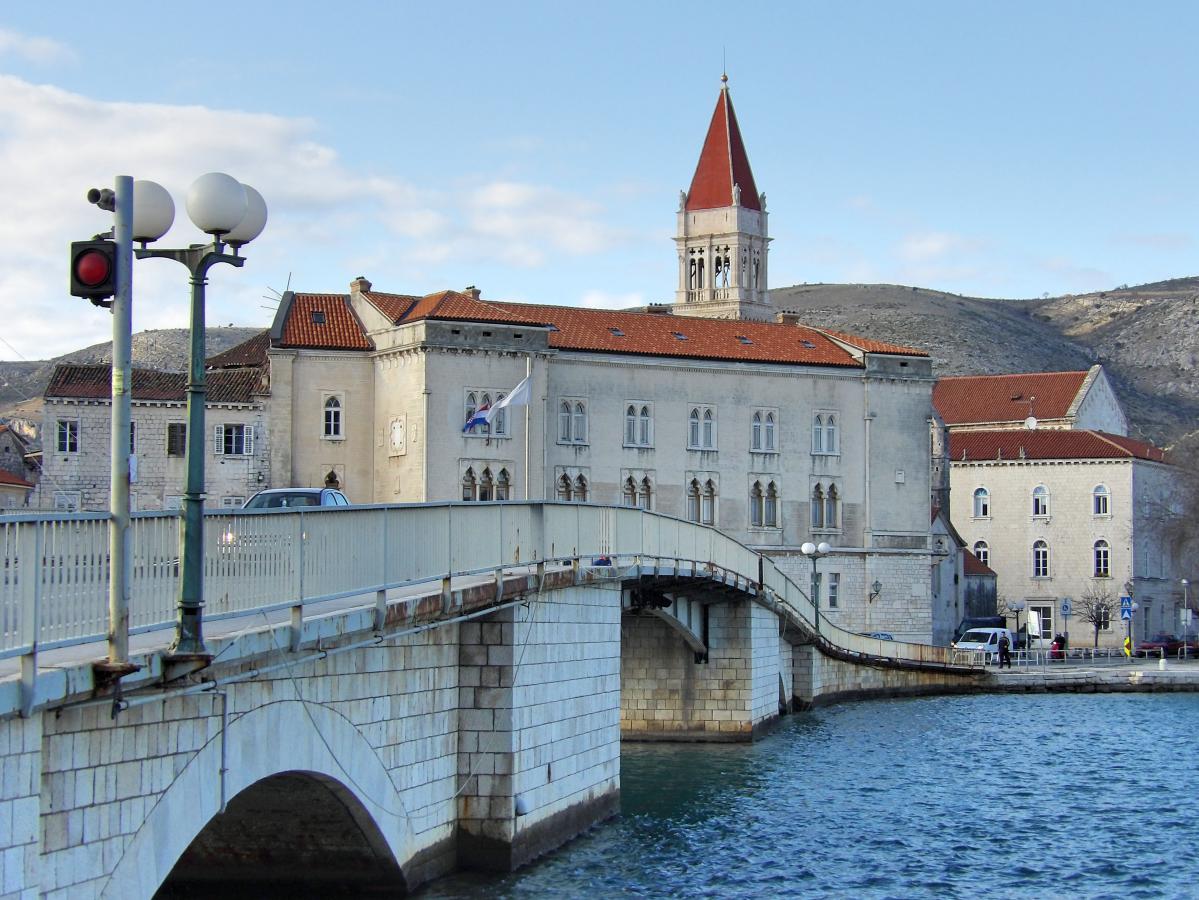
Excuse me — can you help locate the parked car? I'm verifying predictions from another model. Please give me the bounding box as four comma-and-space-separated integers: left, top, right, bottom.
953, 627, 1017, 661
242, 488, 351, 509
1135, 632, 1195, 658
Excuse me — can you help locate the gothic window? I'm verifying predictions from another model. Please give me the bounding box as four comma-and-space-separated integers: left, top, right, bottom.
701, 479, 716, 525
557, 474, 572, 502
750, 481, 764, 526
1093, 485, 1110, 516
764, 412, 776, 451
1032, 540, 1050, 578
702, 409, 715, 448
496, 469, 510, 501
752, 412, 762, 451
1032, 485, 1050, 517
639, 406, 652, 446
825, 484, 839, 529
687, 479, 701, 522
689, 408, 701, 448
462, 468, 477, 502
493, 393, 507, 436
625, 406, 637, 446
559, 400, 588, 444
574, 474, 588, 502
812, 415, 824, 454
824, 415, 838, 454
559, 401, 572, 442
811, 484, 825, 528
753, 251, 760, 289
479, 467, 494, 502
973, 487, 990, 518
625, 404, 652, 447
624, 477, 637, 507
639, 477, 653, 510
973, 540, 989, 568
323, 396, 343, 438
573, 402, 587, 443
765, 481, 778, 527
1094, 540, 1111, 578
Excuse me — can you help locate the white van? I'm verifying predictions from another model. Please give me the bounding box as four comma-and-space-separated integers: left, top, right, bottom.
952, 627, 1016, 660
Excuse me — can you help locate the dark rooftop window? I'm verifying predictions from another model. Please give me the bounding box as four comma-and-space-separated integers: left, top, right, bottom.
736, 335, 752, 345
672, 331, 688, 341
311, 310, 326, 325
609, 327, 625, 337
800, 339, 816, 349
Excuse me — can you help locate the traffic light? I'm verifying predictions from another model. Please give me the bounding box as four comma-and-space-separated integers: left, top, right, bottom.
70, 239, 117, 304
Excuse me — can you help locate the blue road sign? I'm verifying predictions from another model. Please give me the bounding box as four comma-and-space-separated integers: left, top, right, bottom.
1121, 608, 1133, 620
1120, 595, 1133, 610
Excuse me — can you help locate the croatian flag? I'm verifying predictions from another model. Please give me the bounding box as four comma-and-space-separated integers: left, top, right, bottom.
463, 403, 491, 432
485, 375, 531, 425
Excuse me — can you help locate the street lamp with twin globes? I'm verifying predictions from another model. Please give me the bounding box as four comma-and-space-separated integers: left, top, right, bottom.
801, 541, 832, 632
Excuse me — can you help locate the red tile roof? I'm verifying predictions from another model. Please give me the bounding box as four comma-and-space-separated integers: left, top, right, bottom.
949, 429, 1166, 463
46, 365, 264, 404
686, 81, 761, 212
278, 294, 373, 350
360, 290, 422, 324
286, 288, 927, 368
0, 468, 32, 488
933, 370, 1089, 426
963, 550, 995, 577
206, 330, 269, 369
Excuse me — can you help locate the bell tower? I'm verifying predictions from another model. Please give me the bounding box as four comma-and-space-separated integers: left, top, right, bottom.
674, 75, 772, 321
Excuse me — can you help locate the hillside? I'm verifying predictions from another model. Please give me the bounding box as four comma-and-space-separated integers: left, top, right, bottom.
771, 277, 1199, 447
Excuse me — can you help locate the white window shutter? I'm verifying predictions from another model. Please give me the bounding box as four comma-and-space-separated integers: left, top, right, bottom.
213, 425, 224, 455
245, 425, 255, 456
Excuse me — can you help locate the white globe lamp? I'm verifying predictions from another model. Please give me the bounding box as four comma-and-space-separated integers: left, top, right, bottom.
131, 180, 174, 243
186, 172, 247, 236
224, 184, 268, 247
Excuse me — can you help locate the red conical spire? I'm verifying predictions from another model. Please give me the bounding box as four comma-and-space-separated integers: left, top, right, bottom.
685, 76, 761, 212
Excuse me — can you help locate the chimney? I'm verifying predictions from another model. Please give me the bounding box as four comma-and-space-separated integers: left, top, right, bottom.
464, 285, 481, 300
775, 311, 801, 326
646, 303, 675, 315
350, 276, 372, 294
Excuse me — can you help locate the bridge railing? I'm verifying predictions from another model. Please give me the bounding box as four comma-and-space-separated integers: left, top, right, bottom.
0, 503, 957, 668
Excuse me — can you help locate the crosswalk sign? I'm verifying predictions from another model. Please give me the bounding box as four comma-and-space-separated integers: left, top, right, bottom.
1120, 595, 1133, 611
1121, 608, 1133, 620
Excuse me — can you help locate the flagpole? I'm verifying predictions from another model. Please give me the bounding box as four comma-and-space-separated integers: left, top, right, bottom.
524, 353, 532, 499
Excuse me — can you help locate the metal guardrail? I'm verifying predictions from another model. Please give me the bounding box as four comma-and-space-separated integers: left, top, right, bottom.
951, 646, 1188, 668
1, 502, 959, 671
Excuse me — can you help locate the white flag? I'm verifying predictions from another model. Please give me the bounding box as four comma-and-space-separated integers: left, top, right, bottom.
485, 375, 531, 424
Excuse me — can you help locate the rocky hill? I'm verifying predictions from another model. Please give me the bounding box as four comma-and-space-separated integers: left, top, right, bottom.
3, 277, 1197, 448
771, 277, 1199, 447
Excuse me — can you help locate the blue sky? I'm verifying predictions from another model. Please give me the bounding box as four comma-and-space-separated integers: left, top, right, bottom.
1, 2, 1196, 359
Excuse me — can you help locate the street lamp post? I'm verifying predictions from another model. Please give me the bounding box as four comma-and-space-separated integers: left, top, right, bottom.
800, 541, 831, 632
134, 174, 268, 660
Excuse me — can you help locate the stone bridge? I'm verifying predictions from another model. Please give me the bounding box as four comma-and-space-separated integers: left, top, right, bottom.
0, 502, 979, 897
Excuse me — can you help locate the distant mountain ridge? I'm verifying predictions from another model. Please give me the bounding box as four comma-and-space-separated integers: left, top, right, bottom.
3, 277, 1196, 448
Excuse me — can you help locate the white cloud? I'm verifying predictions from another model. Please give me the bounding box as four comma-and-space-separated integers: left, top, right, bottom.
897, 231, 982, 263
0, 74, 626, 360
578, 290, 644, 310
0, 27, 75, 65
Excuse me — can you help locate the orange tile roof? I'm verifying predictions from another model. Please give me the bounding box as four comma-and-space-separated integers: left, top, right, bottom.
278, 294, 373, 350
360, 290, 422, 323
949, 429, 1165, 463
284, 288, 927, 368
0, 468, 32, 488
933, 370, 1089, 426
963, 550, 995, 577
686, 82, 761, 212
206, 330, 269, 369
819, 328, 927, 356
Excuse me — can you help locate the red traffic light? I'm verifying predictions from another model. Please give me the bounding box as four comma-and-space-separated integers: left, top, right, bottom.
70, 239, 117, 301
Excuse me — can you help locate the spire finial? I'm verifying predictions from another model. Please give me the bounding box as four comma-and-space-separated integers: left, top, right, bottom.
721, 72, 728, 85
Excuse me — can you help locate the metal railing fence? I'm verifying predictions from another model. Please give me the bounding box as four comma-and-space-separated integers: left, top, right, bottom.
0, 502, 958, 671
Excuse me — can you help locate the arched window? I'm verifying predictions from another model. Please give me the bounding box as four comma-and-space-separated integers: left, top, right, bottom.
764, 413, 776, 451
687, 479, 701, 522
689, 408, 701, 448
461, 467, 476, 502
639, 477, 653, 510
1094, 540, 1110, 577
973, 487, 990, 518
496, 469, 510, 501
323, 396, 342, 438
557, 474, 572, 501
1093, 485, 1110, 516
574, 474, 588, 502
751, 412, 762, 451
559, 401, 572, 442
812, 415, 824, 453
702, 409, 714, 448
701, 480, 716, 525
1032, 540, 1050, 578
479, 393, 493, 436
973, 540, 989, 567
825, 483, 839, 529
625, 406, 637, 446
1032, 485, 1050, 517
465, 392, 480, 433
479, 468, 494, 502
623, 476, 637, 507
750, 481, 764, 526
824, 415, 837, 454
811, 484, 825, 528
573, 403, 587, 444
639, 406, 651, 446
765, 481, 779, 527
493, 392, 507, 435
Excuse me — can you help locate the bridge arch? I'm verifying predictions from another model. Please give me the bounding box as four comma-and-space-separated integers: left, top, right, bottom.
101, 699, 411, 899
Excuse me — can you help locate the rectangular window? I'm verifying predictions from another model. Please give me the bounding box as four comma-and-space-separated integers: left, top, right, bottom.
1098, 607, 1111, 630
1029, 603, 1053, 640
56, 419, 79, 454
53, 490, 81, 511
323, 394, 343, 439
221, 496, 245, 509
828, 573, 840, 609
214, 424, 254, 456
167, 423, 187, 457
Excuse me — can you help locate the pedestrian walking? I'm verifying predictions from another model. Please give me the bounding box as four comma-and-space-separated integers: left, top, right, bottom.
998, 632, 1012, 669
